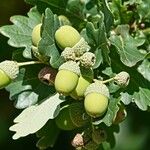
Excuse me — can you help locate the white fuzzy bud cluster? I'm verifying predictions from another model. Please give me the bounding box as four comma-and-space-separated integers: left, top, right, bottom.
114, 71, 130, 87
80, 52, 96, 68
72, 37, 90, 57
61, 47, 76, 61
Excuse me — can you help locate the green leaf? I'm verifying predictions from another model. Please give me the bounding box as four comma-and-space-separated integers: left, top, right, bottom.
110, 52, 150, 111
121, 77, 150, 111
137, 0, 150, 22
9, 93, 64, 139
137, 59, 150, 82
25, 0, 68, 14
0, 7, 41, 59
93, 97, 120, 126
25, 0, 85, 29
36, 120, 60, 149
85, 14, 110, 68
6, 66, 54, 109
99, 0, 114, 32
109, 25, 146, 67
38, 8, 63, 68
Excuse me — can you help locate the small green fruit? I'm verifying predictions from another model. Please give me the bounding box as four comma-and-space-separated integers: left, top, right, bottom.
0, 69, 11, 89
70, 76, 92, 100
0, 60, 19, 89
84, 93, 108, 118
32, 23, 42, 47
58, 15, 71, 25
55, 105, 76, 130
84, 82, 109, 118
70, 68, 93, 100
55, 25, 81, 49
54, 61, 80, 95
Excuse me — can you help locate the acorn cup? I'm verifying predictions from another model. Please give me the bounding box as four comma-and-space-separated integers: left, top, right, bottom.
61, 47, 76, 61
84, 82, 110, 118
80, 52, 96, 68
114, 71, 130, 87
54, 61, 80, 95
72, 37, 90, 57
55, 25, 81, 50
0, 60, 19, 89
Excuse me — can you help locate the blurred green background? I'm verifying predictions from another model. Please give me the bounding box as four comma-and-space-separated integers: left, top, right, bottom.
0, 0, 150, 150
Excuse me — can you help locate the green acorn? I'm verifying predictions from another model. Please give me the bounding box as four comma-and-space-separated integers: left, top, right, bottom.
54, 61, 80, 95
58, 15, 71, 25
55, 25, 81, 49
0, 60, 19, 89
80, 52, 96, 68
84, 82, 109, 118
61, 47, 76, 61
31, 23, 42, 47
70, 68, 94, 100
55, 105, 77, 130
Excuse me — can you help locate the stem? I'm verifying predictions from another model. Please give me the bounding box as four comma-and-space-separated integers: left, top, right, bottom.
93, 77, 115, 84
17, 61, 43, 67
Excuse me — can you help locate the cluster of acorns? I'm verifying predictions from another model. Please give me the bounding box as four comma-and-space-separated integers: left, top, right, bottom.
54, 25, 111, 118
0, 16, 130, 148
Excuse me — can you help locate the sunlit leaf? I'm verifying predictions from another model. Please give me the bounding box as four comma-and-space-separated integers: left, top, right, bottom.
9, 93, 64, 139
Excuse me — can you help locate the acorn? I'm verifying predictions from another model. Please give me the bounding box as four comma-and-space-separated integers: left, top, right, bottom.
61, 47, 76, 61
84, 82, 110, 118
0, 60, 19, 89
58, 15, 71, 25
72, 37, 90, 57
70, 68, 94, 100
80, 52, 96, 68
54, 61, 80, 95
55, 25, 81, 49
55, 105, 77, 130
114, 71, 130, 87
31, 23, 42, 47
